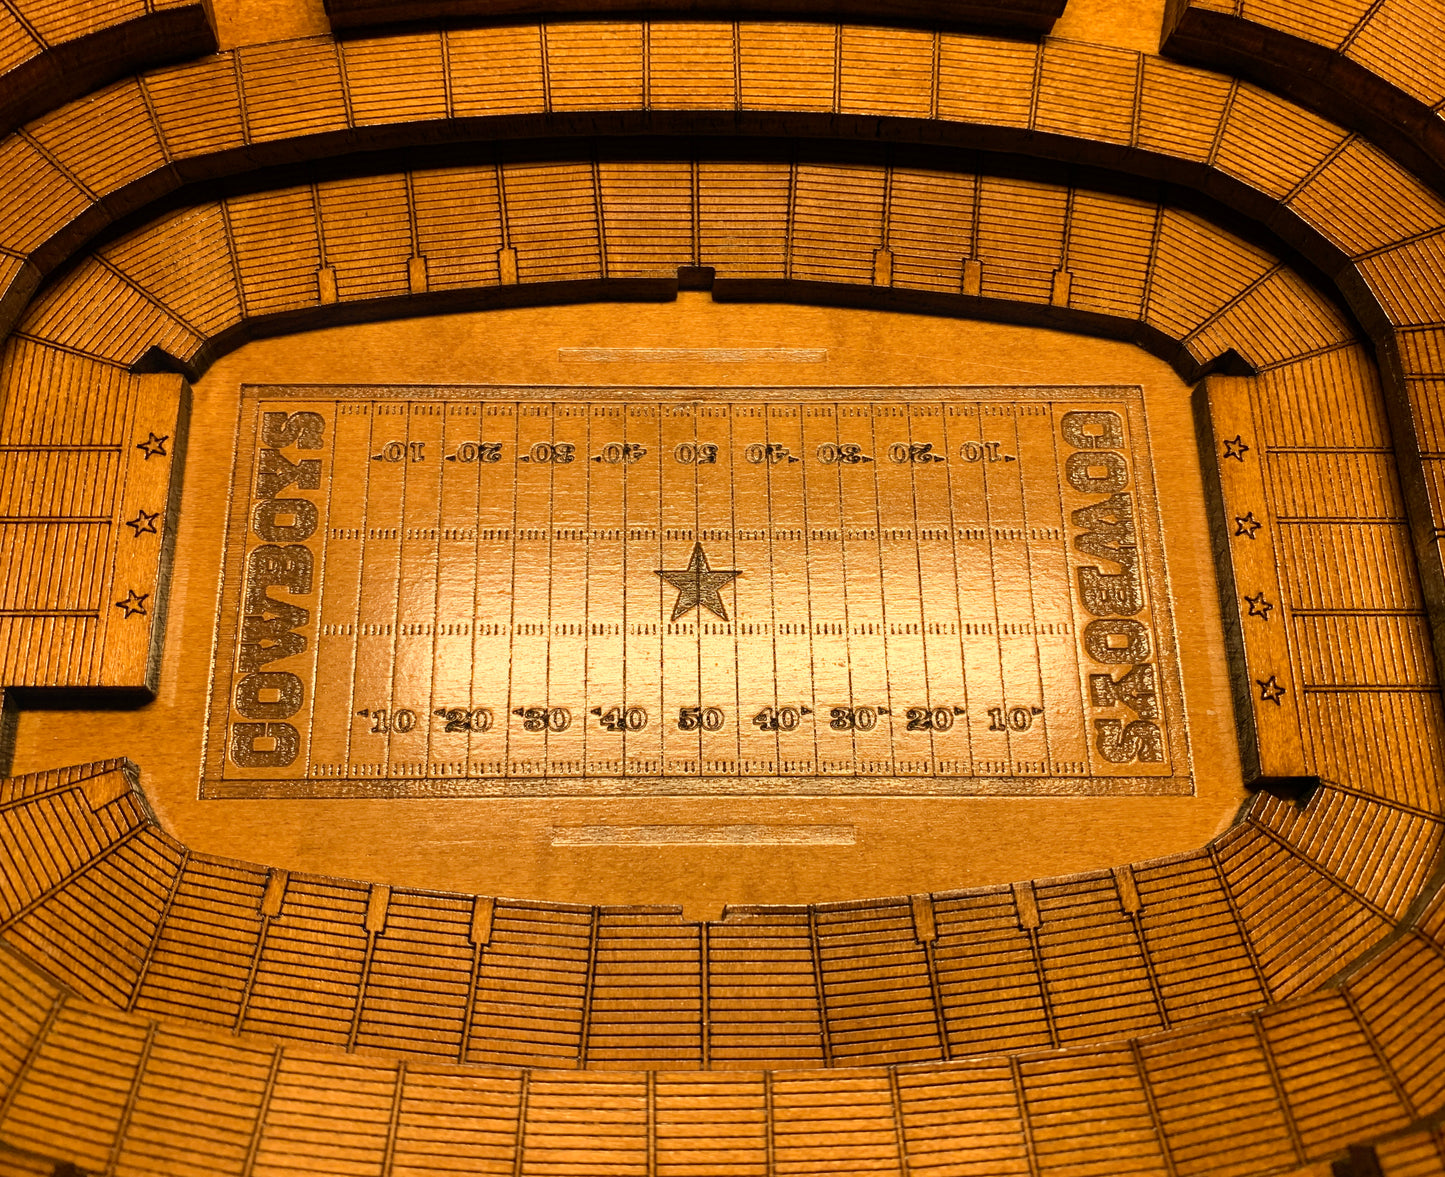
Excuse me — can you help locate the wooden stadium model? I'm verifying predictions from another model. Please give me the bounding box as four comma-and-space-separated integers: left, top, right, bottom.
0, 0, 1444, 1173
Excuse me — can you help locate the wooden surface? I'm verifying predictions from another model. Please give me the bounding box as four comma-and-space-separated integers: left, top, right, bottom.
0, 0, 1443, 1173
1163, 0, 1445, 194
0, 0, 214, 136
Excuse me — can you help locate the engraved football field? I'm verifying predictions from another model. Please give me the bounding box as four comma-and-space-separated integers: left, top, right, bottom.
207, 388, 1185, 797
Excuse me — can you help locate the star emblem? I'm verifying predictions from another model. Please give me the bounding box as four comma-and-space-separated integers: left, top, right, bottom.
1222, 435, 1250, 461
1257, 676, 1286, 705
115, 590, 149, 618
126, 509, 160, 536
656, 543, 741, 622
1234, 512, 1262, 539
136, 432, 169, 459
1245, 591, 1274, 620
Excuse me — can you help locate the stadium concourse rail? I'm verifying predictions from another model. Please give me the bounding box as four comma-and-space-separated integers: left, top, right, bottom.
0, 765, 1441, 1174
0, 5, 1444, 1176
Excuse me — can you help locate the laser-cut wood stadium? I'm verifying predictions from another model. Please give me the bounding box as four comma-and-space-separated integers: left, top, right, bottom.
1, 0, 1444, 1175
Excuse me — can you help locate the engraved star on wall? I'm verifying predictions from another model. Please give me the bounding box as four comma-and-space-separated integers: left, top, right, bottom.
136, 432, 169, 459
1244, 591, 1274, 620
126, 509, 160, 536
656, 543, 741, 622
1257, 676, 1286, 705
1222, 435, 1250, 461
114, 590, 149, 618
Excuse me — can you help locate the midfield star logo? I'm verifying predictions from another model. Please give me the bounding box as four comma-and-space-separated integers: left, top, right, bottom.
655, 543, 742, 622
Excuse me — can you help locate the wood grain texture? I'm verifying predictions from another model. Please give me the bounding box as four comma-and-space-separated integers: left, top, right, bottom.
0, 26, 1436, 685
0, 0, 213, 139
0, 752, 1436, 1073
1163, 0, 1445, 196
0, 5, 1441, 1173
0, 862, 1440, 1174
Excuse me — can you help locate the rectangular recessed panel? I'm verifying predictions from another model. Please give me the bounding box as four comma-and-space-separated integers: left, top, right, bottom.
203, 385, 1188, 797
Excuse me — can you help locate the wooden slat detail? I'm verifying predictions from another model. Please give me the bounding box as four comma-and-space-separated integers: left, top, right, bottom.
837, 26, 933, 119
736, 23, 836, 113
771, 1072, 899, 1172
100, 203, 243, 342
1257, 992, 1410, 1156
1017, 1046, 1170, 1177
520, 1072, 648, 1175
5, 826, 182, 1007
1139, 1017, 1298, 1176
654, 1073, 768, 1174
1136, 57, 1234, 162
697, 160, 790, 280
1251, 787, 1442, 919
141, 55, 245, 160
113, 1022, 273, 1175
1032, 873, 1165, 1044
1188, 270, 1355, 369
355, 888, 477, 1060
0, 945, 63, 1093
0, 759, 128, 805
392, 1064, 521, 1176
976, 177, 1068, 305
1145, 210, 1275, 342
707, 907, 825, 1070
465, 900, 592, 1068
0, 339, 137, 446
791, 164, 886, 286
317, 174, 414, 302
249, 1051, 396, 1177
814, 898, 942, 1066
1253, 347, 1390, 448
648, 21, 735, 111
1375, 1124, 1445, 1177
932, 886, 1054, 1057
241, 876, 372, 1048
0, 779, 141, 919
1133, 850, 1269, 1024
502, 161, 603, 284
0, 1003, 149, 1173
597, 159, 693, 278
1347, 936, 1445, 1117
341, 32, 448, 126
1302, 689, 1445, 811
1290, 138, 1445, 258
1035, 39, 1137, 145
236, 39, 348, 144
26, 78, 165, 197
936, 33, 1035, 127
411, 166, 505, 291
227, 185, 324, 318
585, 908, 702, 1069
132, 855, 268, 1030
1213, 823, 1387, 998
895, 1059, 1031, 1175
446, 26, 546, 118
1212, 86, 1350, 200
